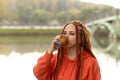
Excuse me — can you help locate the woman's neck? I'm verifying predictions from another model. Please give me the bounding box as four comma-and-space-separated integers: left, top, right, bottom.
67, 47, 77, 60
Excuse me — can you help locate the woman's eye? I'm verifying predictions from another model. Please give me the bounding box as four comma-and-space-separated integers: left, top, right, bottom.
62, 32, 66, 34
70, 33, 75, 35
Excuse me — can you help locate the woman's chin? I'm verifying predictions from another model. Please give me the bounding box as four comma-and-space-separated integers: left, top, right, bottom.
66, 44, 76, 49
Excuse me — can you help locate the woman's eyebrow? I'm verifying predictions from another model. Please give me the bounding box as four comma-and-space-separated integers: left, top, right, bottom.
63, 30, 75, 33
69, 31, 75, 33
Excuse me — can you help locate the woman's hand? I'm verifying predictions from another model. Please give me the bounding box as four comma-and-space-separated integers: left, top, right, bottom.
48, 35, 61, 54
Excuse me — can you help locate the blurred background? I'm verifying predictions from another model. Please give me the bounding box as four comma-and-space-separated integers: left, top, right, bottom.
0, 0, 120, 80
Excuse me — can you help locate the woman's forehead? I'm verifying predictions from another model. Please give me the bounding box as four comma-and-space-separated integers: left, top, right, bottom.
64, 24, 76, 30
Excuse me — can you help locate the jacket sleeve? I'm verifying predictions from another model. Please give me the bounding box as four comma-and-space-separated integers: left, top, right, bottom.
88, 58, 101, 80
33, 51, 56, 80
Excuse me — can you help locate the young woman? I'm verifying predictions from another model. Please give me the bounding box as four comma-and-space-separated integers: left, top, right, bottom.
33, 20, 101, 80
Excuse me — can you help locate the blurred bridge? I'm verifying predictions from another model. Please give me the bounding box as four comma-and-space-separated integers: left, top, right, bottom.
86, 15, 120, 61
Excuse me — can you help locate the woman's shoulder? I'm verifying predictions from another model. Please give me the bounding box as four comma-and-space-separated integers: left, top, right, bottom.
82, 51, 98, 65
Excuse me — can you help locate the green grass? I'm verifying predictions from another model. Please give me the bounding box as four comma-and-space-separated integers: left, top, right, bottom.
0, 29, 61, 43
0, 36, 54, 43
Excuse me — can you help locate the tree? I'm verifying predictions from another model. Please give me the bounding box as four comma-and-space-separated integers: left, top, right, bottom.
31, 9, 51, 25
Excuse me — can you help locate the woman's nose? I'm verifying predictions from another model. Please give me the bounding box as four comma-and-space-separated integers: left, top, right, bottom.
64, 34, 69, 39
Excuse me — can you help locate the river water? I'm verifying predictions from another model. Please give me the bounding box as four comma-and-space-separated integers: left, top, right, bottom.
0, 49, 120, 80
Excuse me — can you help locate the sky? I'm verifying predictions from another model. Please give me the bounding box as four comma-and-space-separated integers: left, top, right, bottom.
81, 0, 120, 9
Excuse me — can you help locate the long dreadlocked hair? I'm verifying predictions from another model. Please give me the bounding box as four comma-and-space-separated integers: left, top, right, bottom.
54, 20, 96, 80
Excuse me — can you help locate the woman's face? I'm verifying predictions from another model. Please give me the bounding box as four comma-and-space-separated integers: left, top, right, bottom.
62, 24, 77, 48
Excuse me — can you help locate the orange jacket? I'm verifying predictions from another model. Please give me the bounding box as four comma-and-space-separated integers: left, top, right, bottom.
33, 51, 101, 80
